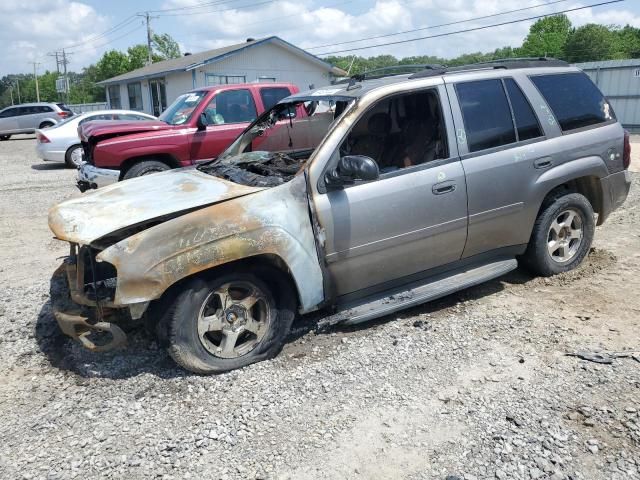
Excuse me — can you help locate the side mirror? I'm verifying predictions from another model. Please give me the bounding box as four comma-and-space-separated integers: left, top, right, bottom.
196, 112, 208, 130
324, 155, 379, 188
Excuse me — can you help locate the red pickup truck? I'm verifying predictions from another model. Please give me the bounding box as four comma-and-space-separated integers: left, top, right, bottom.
77, 82, 299, 191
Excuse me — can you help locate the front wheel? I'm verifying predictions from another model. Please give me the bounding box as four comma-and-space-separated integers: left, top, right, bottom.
0, 135, 10, 141
122, 160, 170, 179
522, 192, 595, 276
166, 272, 295, 373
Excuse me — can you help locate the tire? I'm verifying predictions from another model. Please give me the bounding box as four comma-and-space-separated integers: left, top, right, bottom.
522, 192, 595, 277
165, 271, 295, 374
122, 160, 170, 179
64, 144, 83, 168
0, 135, 10, 141
39, 122, 54, 129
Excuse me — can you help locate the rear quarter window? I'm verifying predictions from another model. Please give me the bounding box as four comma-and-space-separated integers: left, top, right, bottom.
530, 72, 615, 132
260, 87, 292, 111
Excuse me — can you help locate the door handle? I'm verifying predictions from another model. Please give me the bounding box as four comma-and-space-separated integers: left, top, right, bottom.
432, 181, 456, 195
534, 157, 553, 169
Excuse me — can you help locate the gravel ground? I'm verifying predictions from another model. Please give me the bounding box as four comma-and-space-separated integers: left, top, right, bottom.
0, 135, 639, 480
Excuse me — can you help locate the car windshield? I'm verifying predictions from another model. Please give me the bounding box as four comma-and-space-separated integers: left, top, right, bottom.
159, 91, 207, 125
196, 98, 352, 187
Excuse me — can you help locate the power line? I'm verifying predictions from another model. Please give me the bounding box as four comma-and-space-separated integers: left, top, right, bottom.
65, 23, 145, 54
55, 15, 139, 51
316, 0, 625, 56
145, 0, 241, 13
153, 0, 274, 17
306, 0, 573, 51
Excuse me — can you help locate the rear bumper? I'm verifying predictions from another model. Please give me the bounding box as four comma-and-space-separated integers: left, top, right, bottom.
77, 163, 119, 191
599, 169, 632, 224
35, 143, 65, 162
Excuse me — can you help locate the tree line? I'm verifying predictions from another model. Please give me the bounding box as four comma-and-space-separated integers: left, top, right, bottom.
326, 16, 640, 74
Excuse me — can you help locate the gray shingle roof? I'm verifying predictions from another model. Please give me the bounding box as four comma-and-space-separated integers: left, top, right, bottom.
97, 36, 345, 85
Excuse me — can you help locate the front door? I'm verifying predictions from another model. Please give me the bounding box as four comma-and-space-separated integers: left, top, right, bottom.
149, 79, 167, 117
313, 86, 468, 297
190, 88, 258, 162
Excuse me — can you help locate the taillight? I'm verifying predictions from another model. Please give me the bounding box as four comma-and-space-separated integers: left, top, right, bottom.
37, 132, 50, 143
623, 130, 631, 170
58, 111, 71, 118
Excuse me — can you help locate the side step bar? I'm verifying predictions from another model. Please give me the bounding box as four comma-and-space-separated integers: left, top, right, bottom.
319, 259, 518, 328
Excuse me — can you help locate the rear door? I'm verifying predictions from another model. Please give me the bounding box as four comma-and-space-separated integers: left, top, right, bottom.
446, 75, 548, 258
190, 88, 259, 162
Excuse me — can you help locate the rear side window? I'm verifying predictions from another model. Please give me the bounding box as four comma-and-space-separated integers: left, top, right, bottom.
260, 87, 291, 111
456, 79, 516, 152
530, 72, 614, 132
504, 78, 542, 141
38, 106, 54, 113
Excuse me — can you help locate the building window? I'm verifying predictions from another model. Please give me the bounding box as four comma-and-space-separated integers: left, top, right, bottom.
257, 76, 276, 82
205, 74, 246, 86
127, 82, 143, 110
108, 85, 121, 109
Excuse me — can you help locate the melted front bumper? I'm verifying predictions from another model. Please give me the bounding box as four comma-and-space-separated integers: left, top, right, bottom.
50, 263, 127, 352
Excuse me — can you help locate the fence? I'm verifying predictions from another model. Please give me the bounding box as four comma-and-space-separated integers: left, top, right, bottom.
67, 102, 107, 113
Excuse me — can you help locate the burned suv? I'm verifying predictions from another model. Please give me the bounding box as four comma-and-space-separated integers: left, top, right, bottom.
49, 59, 631, 373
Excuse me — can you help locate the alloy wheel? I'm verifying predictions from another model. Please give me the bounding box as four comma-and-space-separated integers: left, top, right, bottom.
547, 208, 584, 263
196, 282, 271, 359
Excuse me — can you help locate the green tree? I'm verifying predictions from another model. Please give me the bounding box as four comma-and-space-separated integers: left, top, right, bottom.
519, 14, 572, 58
153, 33, 181, 59
564, 24, 616, 62
95, 50, 130, 81
612, 25, 640, 58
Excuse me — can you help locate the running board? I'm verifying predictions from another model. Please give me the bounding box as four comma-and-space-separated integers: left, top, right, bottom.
319, 259, 518, 328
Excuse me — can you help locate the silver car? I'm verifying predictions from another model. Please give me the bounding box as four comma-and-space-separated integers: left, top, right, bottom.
0, 102, 74, 140
48, 59, 631, 373
35, 110, 157, 168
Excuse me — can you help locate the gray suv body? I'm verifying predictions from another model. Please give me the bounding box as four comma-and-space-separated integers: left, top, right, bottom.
48, 59, 631, 373
0, 102, 73, 139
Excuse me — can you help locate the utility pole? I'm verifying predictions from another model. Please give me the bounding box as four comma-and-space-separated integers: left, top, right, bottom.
9, 87, 13, 105
16, 80, 21, 104
29, 62, 41, 102
137, 12, 158, 65
62, 49, 69, 103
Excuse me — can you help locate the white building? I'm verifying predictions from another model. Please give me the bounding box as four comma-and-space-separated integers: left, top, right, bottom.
97, 36, 345, 116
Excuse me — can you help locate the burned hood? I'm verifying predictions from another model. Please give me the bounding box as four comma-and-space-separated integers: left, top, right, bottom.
79, 120, 171, 142
49, 168, 264, 245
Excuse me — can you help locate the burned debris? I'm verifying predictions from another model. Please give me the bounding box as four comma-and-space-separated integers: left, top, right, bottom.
198, 151, 305, 187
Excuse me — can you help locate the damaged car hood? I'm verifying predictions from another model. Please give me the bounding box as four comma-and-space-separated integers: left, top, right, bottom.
49, 168, 264, 245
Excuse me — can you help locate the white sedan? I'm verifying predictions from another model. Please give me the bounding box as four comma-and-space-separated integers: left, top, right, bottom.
35, 110, 157, 168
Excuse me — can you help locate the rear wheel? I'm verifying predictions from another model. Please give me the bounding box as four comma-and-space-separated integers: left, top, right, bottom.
64, 144, 83, 168
122, 160, 170, 179
522, 192, 595, 276
165, 272, 295, 374
0, 135, 10, 141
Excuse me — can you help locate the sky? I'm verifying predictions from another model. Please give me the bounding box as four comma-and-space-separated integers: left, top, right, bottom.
1, 0, 640, 76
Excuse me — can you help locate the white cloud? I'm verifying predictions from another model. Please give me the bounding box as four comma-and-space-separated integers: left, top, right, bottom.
0, 0, 110, 76
167, 0, 640, 62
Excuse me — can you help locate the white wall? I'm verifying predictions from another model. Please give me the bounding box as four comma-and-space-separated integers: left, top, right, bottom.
106, 41, 335, 115
193, 42, 331, 92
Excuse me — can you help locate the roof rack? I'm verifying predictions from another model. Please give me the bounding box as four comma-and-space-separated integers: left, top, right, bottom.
409, 57, 568, 79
